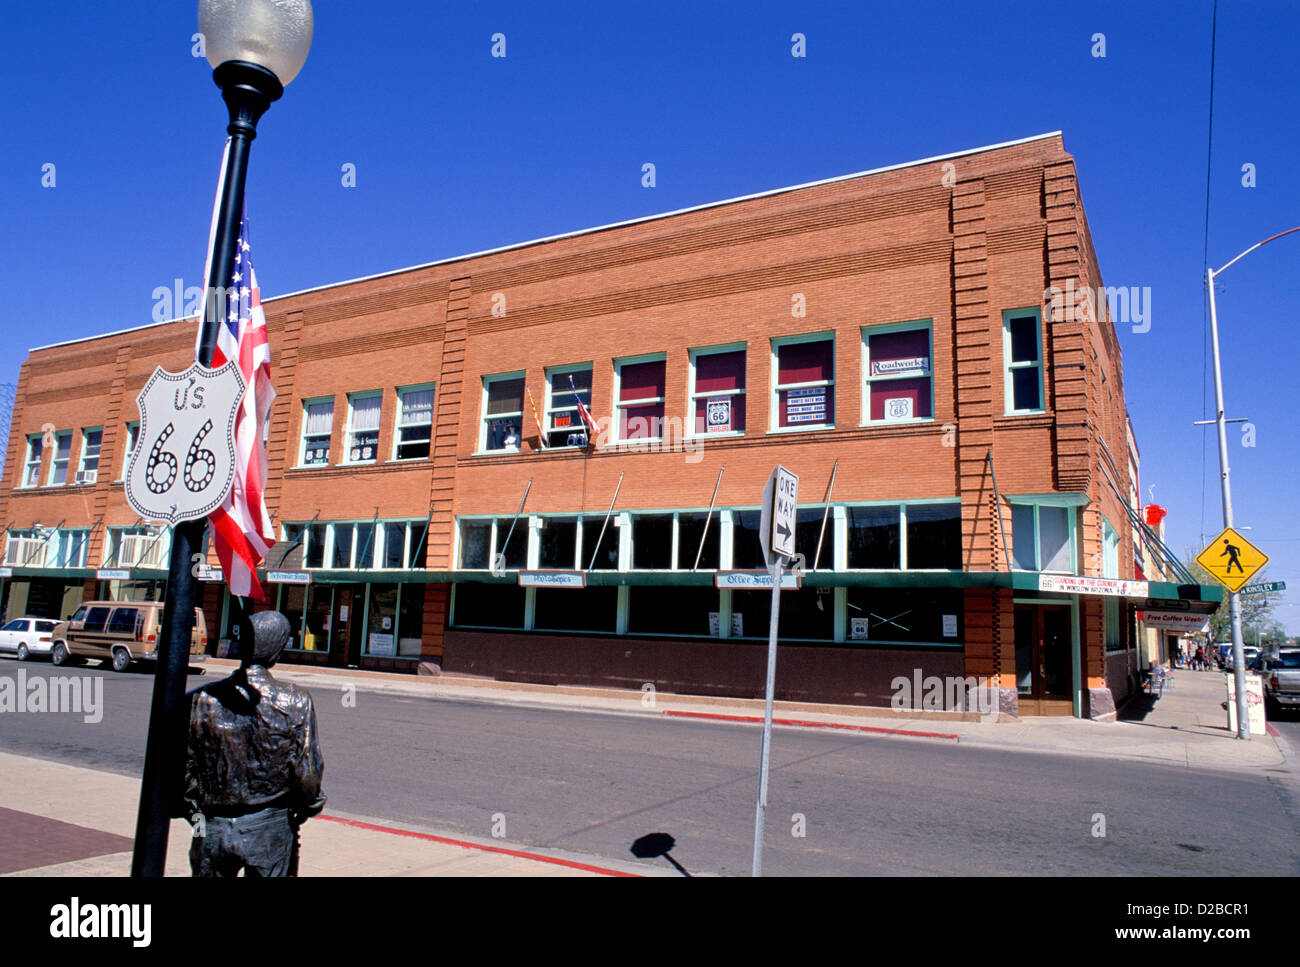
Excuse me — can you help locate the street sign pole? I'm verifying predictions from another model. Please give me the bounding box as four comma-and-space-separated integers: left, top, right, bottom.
752, 553, 783, 878
752, 465, 797, 876
1206, 265, 1249, 740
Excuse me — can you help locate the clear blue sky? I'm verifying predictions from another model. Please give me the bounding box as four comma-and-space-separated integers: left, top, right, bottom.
2, 1, 1297, 629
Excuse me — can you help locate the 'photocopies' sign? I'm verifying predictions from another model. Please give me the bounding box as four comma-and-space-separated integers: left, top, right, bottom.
125, 362, 245, 525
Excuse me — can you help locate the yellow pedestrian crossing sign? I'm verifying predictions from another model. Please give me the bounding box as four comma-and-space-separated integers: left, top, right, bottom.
1195, 527, 1269, 594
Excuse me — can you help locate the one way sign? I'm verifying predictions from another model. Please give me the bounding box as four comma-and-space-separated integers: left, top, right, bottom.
760, 465, 799, 565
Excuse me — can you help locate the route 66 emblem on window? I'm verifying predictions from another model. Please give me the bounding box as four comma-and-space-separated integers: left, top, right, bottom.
706, 398, 731, 431
125, 362, 246, 524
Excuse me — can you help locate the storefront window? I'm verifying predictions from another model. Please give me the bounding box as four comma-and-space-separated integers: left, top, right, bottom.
280, 584, 307, 650
905, 503, 961, 570
397, 584, 425, 656
303, 585, 333, 653
844, 589, 963, 644
677, 512, 720, 570
365, 583, 399, 656
731, 511, 764, 570
732, 587, 834, 641
539, 516, 578, 569
383, 522, 407, 569
534, 587, 618, 633
459, 520, 492, 569
628, 586, 719, 636
452, 583, 526, 628
584, 517, 620, 571
305, 523, 327, 569
847, 505, 900, 569
632, 514, 674, 569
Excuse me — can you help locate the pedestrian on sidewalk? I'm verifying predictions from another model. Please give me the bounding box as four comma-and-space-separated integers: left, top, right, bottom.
179, 610, 326, 877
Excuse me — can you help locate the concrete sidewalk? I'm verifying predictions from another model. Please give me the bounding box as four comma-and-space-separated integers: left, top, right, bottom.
208, 657, 1293, 775
0, 751, 663, 877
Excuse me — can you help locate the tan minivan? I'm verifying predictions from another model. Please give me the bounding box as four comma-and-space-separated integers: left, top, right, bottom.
52, 601, 208, 673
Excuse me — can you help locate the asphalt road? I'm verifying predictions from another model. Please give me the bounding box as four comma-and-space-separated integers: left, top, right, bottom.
2, 658, 1298, 876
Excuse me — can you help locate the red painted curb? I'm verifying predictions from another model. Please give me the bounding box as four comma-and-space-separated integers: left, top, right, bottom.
1266, 723, 1280, 737
660, 708, 960, 741
318, 815, 640, 877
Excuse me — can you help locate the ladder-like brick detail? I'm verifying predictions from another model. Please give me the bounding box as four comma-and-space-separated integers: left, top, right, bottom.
86, 346, 134, 564
427, 277, 470, 570
261, 310, 305, 528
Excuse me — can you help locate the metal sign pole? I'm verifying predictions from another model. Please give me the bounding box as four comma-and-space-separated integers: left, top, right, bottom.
752, 553, 783, 878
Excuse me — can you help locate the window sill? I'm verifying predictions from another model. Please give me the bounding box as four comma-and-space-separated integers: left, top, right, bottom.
686, 430, 745, 440
766, 424, 835, 435
859, 417, 935, 428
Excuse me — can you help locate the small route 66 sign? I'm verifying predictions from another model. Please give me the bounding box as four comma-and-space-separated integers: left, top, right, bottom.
125, 362, 245, 524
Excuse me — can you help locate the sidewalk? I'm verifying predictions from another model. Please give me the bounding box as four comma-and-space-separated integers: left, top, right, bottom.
208, 657, 1292, 775
0, 751, 664, 877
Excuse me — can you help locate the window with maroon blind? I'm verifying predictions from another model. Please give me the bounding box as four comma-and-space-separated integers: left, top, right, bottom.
690, 347, 745, 435
616, 356, 666, 440
863, 324, 933, 423
773, 336, 834, 429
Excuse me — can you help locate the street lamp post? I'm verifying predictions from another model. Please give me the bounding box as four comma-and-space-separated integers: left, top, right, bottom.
1203, 225, 1300, 742
131, 0, 313, 878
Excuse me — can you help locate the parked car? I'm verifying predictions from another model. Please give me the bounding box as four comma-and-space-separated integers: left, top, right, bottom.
51, 601, 208, 672
1261, 649, 1300, 715
0, 617, 60, 661
1225, 645, 1261, 672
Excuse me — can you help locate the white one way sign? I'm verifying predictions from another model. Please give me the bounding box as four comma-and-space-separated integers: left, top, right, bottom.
760, 465, 799, 565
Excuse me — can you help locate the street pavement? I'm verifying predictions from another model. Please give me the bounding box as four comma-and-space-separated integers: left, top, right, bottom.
1, 656, 1297, 876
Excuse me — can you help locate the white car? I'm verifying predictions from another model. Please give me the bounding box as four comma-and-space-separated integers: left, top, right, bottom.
0, 617, 60, 661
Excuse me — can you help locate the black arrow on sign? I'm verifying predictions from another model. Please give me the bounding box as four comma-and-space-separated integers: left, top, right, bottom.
776, 521, 792, 542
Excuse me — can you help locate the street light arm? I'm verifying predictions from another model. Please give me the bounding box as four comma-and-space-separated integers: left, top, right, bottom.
1213, 225, 1300, 277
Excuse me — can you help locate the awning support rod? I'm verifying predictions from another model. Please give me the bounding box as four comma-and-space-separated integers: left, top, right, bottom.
986, 451, 1010, 571
276, 509, 321, 568
812, 459, 839, 571
497, 480, 532, 571
588, 473, 625, 571
691, 467, 724, 572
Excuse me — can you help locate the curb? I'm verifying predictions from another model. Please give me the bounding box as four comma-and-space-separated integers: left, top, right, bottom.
660, 709, 960, 741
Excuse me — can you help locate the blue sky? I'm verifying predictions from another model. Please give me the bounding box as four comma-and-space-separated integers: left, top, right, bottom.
1, 1, 1297, 628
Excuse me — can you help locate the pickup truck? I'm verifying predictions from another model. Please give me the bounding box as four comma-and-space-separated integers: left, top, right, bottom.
1261, 649, 1300, 715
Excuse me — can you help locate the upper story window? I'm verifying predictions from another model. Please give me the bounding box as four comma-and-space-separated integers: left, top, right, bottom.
54, 529, 90, 568
481, 373, 525, 452
108, 525, 170, 569
47, 431, 71, 486
630, 510, 721, 570
394, 386, 434, 460
845, 501, 961, 570
300, 398, 334, 466
21, 436, 43, 488
773, 334, 834, 430
545, 364, 593, 448
457, 517, 529, 570
1010, 502, 1075, 573
4, 529, 47, 567
1003, 308, 1045, 414
615, 355, 666, 442
120, 422, 140, 480
689, 345, 745, 436
76, 427, 102, 483
345, 392, 381, 463
863, 323, 933, 424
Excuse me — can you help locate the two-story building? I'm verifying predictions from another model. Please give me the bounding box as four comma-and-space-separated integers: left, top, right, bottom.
0, 132, 1219, 718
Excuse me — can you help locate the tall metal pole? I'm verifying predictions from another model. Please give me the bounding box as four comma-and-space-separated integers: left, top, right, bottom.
131, 60, 284, 877
1206, 266, 1249, 740
752, 555, 783, 877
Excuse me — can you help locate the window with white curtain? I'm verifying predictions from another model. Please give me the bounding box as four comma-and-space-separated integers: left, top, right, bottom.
300, 399, 333, 465
345, 392, 382, 463
394, 386, 434, 460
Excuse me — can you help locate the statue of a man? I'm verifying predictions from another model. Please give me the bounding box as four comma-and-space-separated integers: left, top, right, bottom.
182, 610, 325, 877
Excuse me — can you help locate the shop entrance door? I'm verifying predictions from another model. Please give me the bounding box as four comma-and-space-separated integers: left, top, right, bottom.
329, 586, 364, 668
1014, 604, 1074, 715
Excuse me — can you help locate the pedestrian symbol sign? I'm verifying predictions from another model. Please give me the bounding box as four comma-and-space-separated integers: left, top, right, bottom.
1195, 527, 1269, 594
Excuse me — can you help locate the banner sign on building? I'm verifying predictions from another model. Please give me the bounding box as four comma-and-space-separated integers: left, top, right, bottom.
267, 570, 311, 585
518, 571, 586, 588
1141, 610, 1211, 633
715, 570, 801, 590
871, 356, 928, 376
785, 387, 826, 423
1038, 575, 1149, 597
96, 568, 131, 580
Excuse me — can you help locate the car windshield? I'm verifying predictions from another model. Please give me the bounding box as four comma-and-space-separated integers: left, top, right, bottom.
1266, 653, 1300, 669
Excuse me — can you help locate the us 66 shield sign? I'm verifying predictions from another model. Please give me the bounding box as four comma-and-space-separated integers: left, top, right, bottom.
125, 362, 245, 524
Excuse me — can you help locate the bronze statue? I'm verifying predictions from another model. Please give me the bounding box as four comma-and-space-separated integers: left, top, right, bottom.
181, 610, 325, 876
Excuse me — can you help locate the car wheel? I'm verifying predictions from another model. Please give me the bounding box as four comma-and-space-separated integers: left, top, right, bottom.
16, 644, 29, 662
51, 642, 70, 666
111, 647, 132, 673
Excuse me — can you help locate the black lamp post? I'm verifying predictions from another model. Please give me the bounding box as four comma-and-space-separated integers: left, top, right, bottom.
131, 0, 313, 878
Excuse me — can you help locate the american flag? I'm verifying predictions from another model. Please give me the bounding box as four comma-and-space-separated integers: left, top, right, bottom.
203, 212, 276, 601
569, 374, 599, 442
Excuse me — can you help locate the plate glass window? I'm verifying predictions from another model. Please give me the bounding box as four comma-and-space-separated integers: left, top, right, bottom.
616, 357, 666, 441
301, 399, 333, 465
1004, 309, 1044, 414
546, 366, 593, 448
21, 435, 42, 488
395, 386, 434, 460
346, 393, 381, 463
47, 431, 71, 485
864, 325, 932, 422
774, 336, 834, 429
482, 375, 525, 452
121, 422, 140, 479
1011, 504, 1074, 573
690, 347, 745, 435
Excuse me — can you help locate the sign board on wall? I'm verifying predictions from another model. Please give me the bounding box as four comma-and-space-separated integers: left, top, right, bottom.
518, 571, 586, 588
1038, 575, 1149, 597
1142, 610, 1211, 633
1226, 673, 1266, 736
368, 633, 395, 657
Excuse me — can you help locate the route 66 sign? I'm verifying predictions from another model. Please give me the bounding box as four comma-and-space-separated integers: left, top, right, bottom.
706, 398, 731, 432
125, 362, 245, 524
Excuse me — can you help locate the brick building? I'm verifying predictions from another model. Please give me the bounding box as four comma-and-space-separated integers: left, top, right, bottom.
0, 132, 1218, 718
